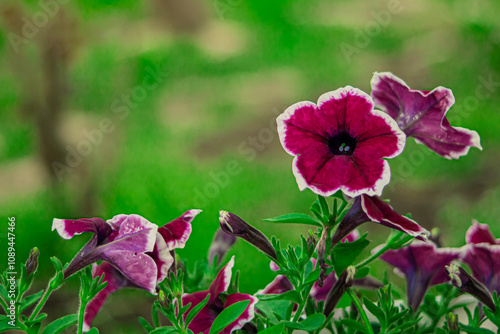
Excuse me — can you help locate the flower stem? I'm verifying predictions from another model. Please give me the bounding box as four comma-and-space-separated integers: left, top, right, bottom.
346, 289, 374, 334
355, 244, 390, 269
78, 296, 87, 334
291, 283, 314, 323
28, 286, 52, 321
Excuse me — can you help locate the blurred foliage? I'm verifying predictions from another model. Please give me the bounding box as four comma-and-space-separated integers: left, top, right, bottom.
0, 0, 500, 331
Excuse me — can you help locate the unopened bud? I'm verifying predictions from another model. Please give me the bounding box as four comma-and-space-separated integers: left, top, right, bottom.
323, 266, 356, 316
219, 211, 276, 260
26, 247, 40, 277
447, 312, 459, 333
446, 263, 495, 311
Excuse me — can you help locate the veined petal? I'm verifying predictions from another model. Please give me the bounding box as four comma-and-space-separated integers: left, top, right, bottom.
100, 250, 158, 294
108, 214, 158, 252
52, 217, 112, 243
361, 195, 429, 239
158, 210, 201, 250
463, 244, 500, 293
148, 233, 174, 283
208, 256, 234, 300
465, 220, 497, 245
221, 293, 258, 334
183, 291, 217, 334
371, 72, 481, 159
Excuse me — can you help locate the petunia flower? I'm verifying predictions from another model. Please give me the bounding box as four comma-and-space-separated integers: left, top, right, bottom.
277, 86, 406, 197
182, 256, 258, 334
52, 210, 201, 330
379, 241, 461, 310
370, 72, 482, 159
331, 195, 429, 244
462, 220, 500, 294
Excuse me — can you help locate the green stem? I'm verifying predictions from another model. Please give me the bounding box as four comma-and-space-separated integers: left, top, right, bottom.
347, 289, 374, 334
0, 295, 8, 313
28, 286, 52, 321
78, 296, 87, 334
292, 283, 314, 323
355, 244, 391, 269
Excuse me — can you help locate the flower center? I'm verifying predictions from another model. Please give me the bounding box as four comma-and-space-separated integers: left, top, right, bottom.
328, 132, 357, 156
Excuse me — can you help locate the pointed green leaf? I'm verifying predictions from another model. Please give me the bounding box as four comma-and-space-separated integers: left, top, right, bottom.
209, 300, 250, 334
341, 318, 369, 334
459, 324, 495, 334
186, 293, 211, 326
363, 297, 385, 324
281, 313, 326, 331
138, 317, 154, 332
258, 323, 285, 333
19, 290, 44, 312
41, 314, 78, 334
150, 327, 179, 334
332, 234, 370, 275
256, 290, 301, 304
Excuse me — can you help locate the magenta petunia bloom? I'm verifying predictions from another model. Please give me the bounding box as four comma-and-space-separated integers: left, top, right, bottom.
370, 72, 482, 159
379, 241, 461, 310
463, 220, 500, 294
52, 210, 201, 330
331, 195, 429, 244
182, 256, 258, 334
277, 86, 406, 197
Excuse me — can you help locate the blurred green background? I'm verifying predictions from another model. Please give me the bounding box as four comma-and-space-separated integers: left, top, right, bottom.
1, 0, 499, 331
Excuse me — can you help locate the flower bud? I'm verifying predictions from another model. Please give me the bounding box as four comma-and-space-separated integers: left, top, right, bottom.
323, 266, 355, 317
219, 211, 276, 260
208, 228, 237, 265
26, 247, 40, 277
446, 263, 495, 311
447, 312, 459, 333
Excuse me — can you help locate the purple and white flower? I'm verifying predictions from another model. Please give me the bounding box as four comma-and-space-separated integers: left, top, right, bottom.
371, 72, 482, 159
277, 86, 406, 197
379, 241, 461, 310
52, 210, 201, 331
182, 256, 258, 334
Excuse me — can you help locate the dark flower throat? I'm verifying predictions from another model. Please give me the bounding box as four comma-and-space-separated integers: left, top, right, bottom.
328, 132, 356, 156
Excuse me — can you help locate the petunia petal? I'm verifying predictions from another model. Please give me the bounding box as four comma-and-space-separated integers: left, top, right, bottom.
222, 293, 258, 334
277, 101, 331, 156
100, 250, 158, 294
371, 72, 482, 159
208, 256, 234, 300
463, 244, 500, 293
208, 229, 237, 265
52, 217, 112, 243
147, 233, 175, 283
257, 275, 293, 295
107, 214, 158, 252
361, 195, 429, 239
465, 220, 498, 245
183, 291, 217, 334
158, 210, 201, 250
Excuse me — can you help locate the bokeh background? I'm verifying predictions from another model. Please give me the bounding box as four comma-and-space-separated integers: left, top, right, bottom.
1, 0, 499, 332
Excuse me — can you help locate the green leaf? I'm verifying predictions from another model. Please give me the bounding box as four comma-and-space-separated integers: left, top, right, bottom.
208, 300, 250, 334
282, 313, 326, 331
257, 323, 285, 334
19, 290, 44, 312
363, 297, 385, 324
332, 234, 370, 275
86, 328, 99, 334
263, 214, 321, 227
483, 307, 500, 327
460, 324, 495, 334
341, 318, 369, 334
41, 314, 78, 334
255, 300, 289, 323
256, 290, 301, 304
138, 317, 154, 332
186, 293, 211, 326
0, 318, 22, 331
150, 327, 179, 334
